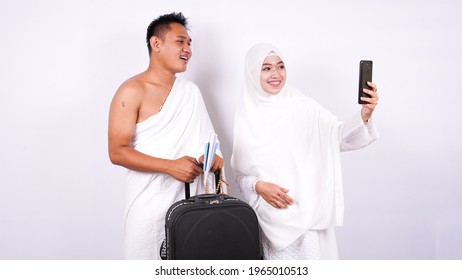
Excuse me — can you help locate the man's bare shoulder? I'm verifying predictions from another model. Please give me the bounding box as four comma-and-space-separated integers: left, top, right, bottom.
116, 73, 149, 98
110, 73, 152, 115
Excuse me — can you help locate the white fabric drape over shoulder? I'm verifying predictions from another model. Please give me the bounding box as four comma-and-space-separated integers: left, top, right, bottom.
124, 77, 218, 259
231, 43, 378, 253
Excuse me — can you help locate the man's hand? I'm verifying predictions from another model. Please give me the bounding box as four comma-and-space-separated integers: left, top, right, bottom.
198, 154, 224, 172
166, 156, 203, 183
255, 181, 294, 209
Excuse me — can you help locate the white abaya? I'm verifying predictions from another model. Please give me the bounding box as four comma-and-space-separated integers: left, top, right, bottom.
231, 43, 378, 259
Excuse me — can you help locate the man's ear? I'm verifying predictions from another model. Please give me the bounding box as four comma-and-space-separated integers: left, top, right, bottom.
150, 36, 161, 52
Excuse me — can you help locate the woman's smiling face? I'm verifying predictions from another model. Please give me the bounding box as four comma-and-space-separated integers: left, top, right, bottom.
260, 55, 286, 94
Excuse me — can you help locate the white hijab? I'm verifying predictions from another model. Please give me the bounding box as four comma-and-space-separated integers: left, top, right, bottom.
231, 43, 344, 251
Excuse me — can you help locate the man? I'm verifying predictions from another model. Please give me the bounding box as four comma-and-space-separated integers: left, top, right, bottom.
108, 12, 223, 259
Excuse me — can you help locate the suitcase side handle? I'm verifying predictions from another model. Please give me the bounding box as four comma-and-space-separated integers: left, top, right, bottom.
185, 168, 221, 199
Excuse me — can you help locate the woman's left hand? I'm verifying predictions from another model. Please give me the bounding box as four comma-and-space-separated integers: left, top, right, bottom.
360, 81, 379, 122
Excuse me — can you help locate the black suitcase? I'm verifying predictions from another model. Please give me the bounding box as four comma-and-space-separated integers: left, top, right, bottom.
160, 171, 262, 260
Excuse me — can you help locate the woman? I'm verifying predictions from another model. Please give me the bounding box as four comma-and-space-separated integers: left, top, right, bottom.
231, 43, 379, 259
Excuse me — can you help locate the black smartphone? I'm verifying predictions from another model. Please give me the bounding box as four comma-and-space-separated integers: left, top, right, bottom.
358, 60, 373, 104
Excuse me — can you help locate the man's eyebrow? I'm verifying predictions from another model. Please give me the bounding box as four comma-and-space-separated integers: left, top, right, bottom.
177, 35, 192, 42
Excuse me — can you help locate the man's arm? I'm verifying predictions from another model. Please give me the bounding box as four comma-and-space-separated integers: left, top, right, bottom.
107, 83, 203, 183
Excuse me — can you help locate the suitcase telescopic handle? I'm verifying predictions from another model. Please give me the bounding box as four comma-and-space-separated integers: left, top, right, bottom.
185, 168, 221, 199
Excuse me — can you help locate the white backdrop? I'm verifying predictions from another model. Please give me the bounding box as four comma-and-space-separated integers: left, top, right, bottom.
1, 0, 461, 259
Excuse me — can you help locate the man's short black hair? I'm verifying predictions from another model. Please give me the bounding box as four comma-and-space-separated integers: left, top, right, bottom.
146, 12, 188, 55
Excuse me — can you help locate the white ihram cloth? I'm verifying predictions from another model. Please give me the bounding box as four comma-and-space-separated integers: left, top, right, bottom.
231, 43, 378, 259
124, 77, 219, 259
